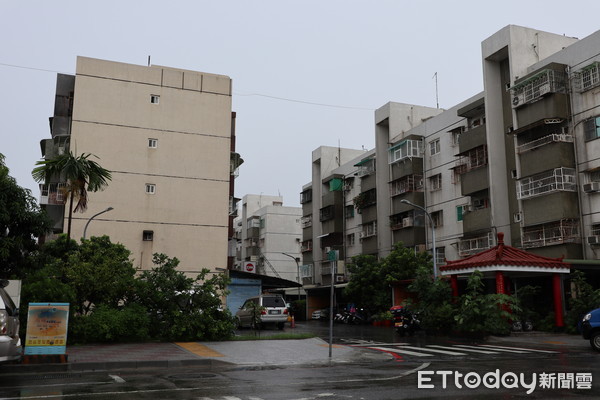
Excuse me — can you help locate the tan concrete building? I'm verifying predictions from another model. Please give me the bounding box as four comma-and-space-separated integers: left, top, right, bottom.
39, 56, 237, 275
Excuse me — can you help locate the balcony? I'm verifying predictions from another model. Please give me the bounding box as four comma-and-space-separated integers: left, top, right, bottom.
462, 206, 491, 234
521, 219, 580, 249
301, 240, 313, 253
458, 124, 486, 154
521, 191, 579, 226
301, 215, 312, 228
460, 166, 489, 196
390, 175, 423, 197
517, 168, 576, 200
39, 183, 66, 205
355, 158, 375, 177
458, 233, 493, 257
510, 68, 566, 109
389, 139, 423, 164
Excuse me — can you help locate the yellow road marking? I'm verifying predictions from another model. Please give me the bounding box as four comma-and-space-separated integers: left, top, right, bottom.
175, 342, 224, 357
318, 344, 344, 348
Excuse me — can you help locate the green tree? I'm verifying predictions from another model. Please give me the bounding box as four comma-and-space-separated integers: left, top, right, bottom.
381, 242, 431, 283
32, 151, 111, 240
65, 236, 137, 314
453, 270, 519, 336
408, 264, 455, 333
0, 153, 52, 278
135, 253, 235, 341
344, 254, 386, 317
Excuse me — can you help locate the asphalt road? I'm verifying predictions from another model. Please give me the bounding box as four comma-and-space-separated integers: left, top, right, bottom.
1, 321, 598, 399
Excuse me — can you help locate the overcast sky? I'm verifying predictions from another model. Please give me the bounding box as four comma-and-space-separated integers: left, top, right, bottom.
2, 1, 600, 208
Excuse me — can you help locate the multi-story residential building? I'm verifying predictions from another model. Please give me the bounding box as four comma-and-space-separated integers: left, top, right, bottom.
234, 194, 302, 282
39, 56, 238, 275
301, 25, 600, 315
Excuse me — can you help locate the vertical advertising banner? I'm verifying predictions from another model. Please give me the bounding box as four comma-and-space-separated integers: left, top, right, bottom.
24, 303, 70, 355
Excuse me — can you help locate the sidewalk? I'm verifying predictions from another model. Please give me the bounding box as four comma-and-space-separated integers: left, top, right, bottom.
5, 337, 392, 373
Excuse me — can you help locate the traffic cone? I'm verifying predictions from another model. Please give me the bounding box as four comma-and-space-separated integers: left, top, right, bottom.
291, 315, 296, 328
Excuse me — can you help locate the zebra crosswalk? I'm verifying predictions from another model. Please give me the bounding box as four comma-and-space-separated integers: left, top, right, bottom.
348, 341, 559, 359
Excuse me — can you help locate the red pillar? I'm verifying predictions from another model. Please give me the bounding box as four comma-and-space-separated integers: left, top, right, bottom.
495, 271, 505, 294
553, 273, 565, 327
450, 274, 459, 297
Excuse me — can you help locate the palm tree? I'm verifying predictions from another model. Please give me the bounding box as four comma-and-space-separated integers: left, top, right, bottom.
32, 152, 112, 240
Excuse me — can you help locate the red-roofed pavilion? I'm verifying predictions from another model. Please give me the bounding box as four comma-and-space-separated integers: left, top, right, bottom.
440, 232, 570, 327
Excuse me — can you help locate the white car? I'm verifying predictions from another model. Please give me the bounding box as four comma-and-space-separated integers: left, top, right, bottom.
0, 281, 21, 364
236, 294, 288, 330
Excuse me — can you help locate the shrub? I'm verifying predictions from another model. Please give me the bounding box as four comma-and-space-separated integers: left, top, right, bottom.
69, 303, 150, 344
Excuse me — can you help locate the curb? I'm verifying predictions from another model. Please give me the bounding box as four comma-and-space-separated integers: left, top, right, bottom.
2, 358, 234, 374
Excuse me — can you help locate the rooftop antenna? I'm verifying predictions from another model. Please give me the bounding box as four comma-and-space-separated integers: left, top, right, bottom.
147, 56, 151, 67
433, 72, 439, 109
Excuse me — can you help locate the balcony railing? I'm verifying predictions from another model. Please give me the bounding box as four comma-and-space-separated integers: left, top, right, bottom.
510, 69, 566, 108
522, 219, 580, 249
390, 175, 423, 196
39, 183, 66, 205
301, 215, 312, 228
300, 264, 313, 278
517, 132, 573, 154
458, 233, 493, 257
516, 167, 576, 200
389, 139, 423, 164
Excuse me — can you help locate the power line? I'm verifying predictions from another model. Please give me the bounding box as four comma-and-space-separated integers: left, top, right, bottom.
0, 61, 375, 111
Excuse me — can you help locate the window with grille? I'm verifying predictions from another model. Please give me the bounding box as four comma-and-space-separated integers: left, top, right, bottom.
429, 139, 440, 156
429, 174, 442, 191
435, 247, 446, 265
431, 210, 443, 228
584, 117, 600, 141
319, 205, 335, 221
346, 233, 355, 247
580, 63, 600, 91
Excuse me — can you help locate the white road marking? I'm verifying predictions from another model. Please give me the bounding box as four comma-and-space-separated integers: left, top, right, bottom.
109, 374, 125, 383
397, 345, 466, 356
478, 344, 558, 353
427, 345, 498, 354
368, 346, 433, 357
453, 344, 528, 353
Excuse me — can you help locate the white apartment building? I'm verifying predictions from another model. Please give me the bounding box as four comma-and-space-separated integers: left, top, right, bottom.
39, 57, 237, 275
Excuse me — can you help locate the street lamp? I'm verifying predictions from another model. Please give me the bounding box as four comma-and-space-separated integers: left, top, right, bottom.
83, 207, 114, 239
281, 252, 301, 299
400, 199, 437, 279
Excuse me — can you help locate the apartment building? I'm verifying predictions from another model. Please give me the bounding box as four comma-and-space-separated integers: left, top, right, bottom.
234, 194, 302, 282
301, 25, 600, 311
39, 57, 238, 275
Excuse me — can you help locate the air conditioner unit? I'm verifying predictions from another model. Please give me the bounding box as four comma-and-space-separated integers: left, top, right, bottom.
512, 94, 525, 108
335, 275, 345, 283
583, 182, 600, 193
587, 236, 600, 245
402, 217, 414, 227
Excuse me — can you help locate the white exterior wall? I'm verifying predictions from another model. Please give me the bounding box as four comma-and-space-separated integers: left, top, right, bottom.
67, 56, 232, 274
256, 205, 302, 282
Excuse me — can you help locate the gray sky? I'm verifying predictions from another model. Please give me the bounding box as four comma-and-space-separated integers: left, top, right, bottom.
2, 1, 600, 207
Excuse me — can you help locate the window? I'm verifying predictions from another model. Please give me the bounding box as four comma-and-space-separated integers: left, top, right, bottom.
345, 205, 355, 218
514, 212, 523, 223
456, 205, 468, 222
435, 247, 445, 266
346, 233, 355, 247
431, 210, 443, 228
143, 230, 154, 241
150, 95, 160, 104
429, 174, 442, 191
429, 139, 440, 156
145, 184, 156, 194
584, 117, 600, 141
580, 63, 600, 91
591, 170, 600, 182
300, 189, 312, 204
319, 205, 335, 221
148, 138, 158, 148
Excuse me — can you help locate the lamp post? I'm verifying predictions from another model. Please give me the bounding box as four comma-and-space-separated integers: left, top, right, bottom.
281, 252, 301, 299
83, 207, 114, 239
400, 199, 437, 279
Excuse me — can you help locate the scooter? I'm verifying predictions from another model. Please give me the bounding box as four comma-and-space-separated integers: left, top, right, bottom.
390, 306, 420, 336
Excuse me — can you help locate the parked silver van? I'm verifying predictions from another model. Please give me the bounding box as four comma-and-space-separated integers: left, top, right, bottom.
0, 280, 21, 363
235, 294, 288, 330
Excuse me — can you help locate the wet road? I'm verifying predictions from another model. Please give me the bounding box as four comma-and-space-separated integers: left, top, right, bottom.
1, 321, 598, 399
